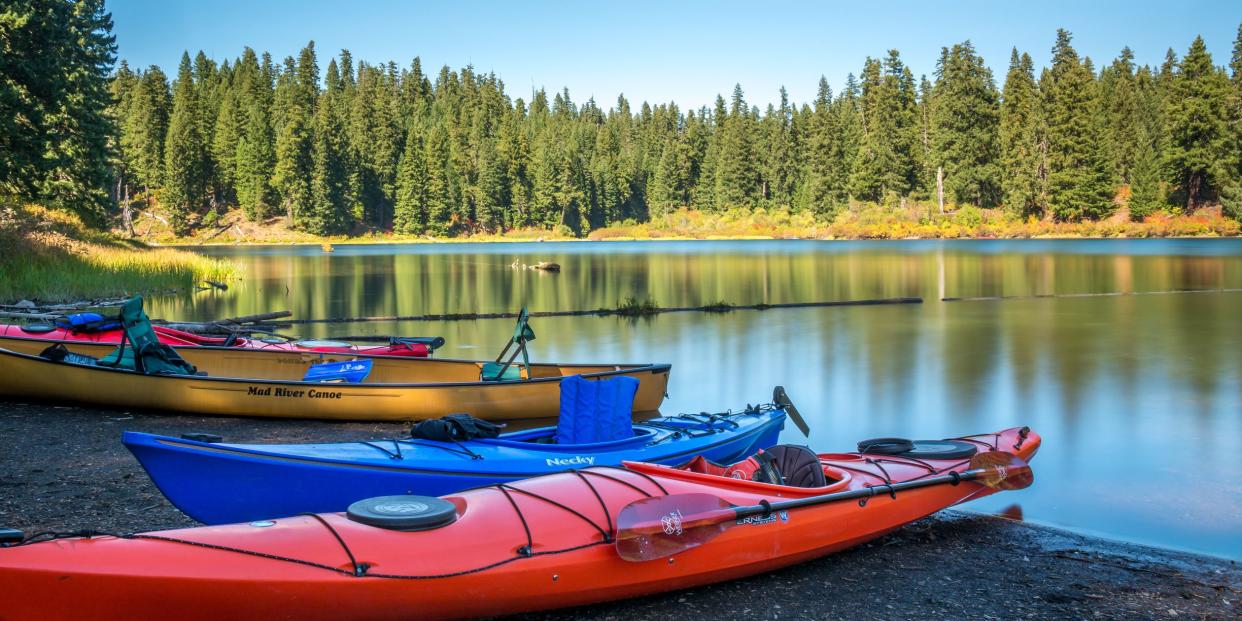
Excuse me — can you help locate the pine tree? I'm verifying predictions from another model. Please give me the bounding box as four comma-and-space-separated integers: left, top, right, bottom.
211, 85, 241, 204
496, 103, 531, 228
1128, 66, 1167, 220
1099, 47, 1142, 185
833, 74, 863, 203
851, 52, 918, 202
192, 51, 221, 208
714, 84, 759, 208
393, 124, 428, 233
1164, 36, 1230, 211
424, 123, 457, 235
162, 52, 207, 234
305, 85, 349, 234
1221, 22, 1242, 220
1042, 30, 1114, 220
272, 43, 318, 225
108, 61, 138, 214
234, 48, 276, 220
349, 63, 403, 227
648, 132, 693, 214
801, 77, 846, 215
475, 127, 508, 232
762, 87, 797, 205
122, 66, 171, 196
930, 41, 1001, 208
993, 49, 1043, 217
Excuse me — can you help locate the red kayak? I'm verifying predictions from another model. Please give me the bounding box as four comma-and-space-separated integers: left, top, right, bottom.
0, 427, 1039, 620
0, 323, 439, 357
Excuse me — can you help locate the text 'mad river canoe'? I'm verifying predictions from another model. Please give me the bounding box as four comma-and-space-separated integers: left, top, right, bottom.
0, 427, 1039, 620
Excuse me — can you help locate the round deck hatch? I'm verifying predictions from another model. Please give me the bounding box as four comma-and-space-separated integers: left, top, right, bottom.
347, 495, 458, 531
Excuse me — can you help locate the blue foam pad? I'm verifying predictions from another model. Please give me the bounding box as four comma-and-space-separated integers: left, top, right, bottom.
303, 359, 373, 383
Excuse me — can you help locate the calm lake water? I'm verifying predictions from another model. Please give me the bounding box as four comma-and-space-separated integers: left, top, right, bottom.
153, 239, 1242, 559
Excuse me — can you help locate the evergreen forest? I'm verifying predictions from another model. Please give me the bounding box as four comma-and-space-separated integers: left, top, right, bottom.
4, 1, 1242, 238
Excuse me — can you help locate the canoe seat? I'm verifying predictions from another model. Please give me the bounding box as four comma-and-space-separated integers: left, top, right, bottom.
481, 308, 535, 381
555, 375, 638, 444
99, 296, 198, 376
479, 362, 527, 382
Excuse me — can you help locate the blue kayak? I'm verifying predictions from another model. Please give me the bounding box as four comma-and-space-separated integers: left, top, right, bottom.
123, 406, 786, 525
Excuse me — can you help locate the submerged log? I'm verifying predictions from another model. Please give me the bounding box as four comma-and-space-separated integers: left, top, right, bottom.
941, 288, 1242, 302
283, 297, 923, 325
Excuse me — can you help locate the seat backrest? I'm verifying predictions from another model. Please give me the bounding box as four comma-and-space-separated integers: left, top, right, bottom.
482, 308, 536, 381
764, 445, 827, 488
555, 374, 638, 444
103, 296, 198, 375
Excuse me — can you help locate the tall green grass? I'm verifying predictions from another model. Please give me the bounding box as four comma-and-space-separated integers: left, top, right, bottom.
0, 201, 236, 303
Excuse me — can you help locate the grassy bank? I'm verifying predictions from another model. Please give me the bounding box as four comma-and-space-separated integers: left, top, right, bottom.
590, 204, 1242, 240
133, 202, 1240, 247
0, 200, 236, 303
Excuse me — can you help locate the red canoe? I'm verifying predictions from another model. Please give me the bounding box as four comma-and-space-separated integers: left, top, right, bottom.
0, 427, 1039, 620
0, 323, 436, 357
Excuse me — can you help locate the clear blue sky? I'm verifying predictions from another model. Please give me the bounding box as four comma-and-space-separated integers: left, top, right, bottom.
110, 0, 1240, 110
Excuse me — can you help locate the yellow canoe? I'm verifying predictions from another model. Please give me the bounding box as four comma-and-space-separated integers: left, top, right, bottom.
0, 338, 671, 421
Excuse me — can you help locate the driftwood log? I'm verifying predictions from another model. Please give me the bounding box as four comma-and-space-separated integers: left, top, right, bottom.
283, 297, 923, 325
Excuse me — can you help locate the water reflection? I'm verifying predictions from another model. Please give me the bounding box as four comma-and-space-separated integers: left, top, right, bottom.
152, 239, 1242, 559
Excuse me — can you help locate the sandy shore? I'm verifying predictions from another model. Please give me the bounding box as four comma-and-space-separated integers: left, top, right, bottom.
1, 402, 1236, 620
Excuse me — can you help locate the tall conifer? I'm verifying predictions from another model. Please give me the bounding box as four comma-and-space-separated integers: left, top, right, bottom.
930, 41, 1001, 207
999, 50, 1042, 216
1164, 36, 1230, 211
1042, 30, 1113, 220
163, 52, 206, 234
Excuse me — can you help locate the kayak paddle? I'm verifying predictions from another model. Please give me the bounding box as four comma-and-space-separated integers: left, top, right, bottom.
614, 450, 1032, 562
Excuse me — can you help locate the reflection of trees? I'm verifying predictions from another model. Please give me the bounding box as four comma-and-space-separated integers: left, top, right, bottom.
143, 245, 1240, 432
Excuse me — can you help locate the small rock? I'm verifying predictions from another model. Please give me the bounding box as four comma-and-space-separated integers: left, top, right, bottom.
15, 300, 35, 309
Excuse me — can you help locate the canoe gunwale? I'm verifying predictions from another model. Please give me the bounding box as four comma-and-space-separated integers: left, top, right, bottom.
0, 345, 671, 389
0, 332, 664, 370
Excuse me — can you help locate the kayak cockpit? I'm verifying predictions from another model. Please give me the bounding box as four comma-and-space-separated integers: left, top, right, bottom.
622, 454, 854, 497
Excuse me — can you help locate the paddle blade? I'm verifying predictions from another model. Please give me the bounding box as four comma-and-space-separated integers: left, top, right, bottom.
967, 451, 1034, 491
773, 386, 811, 437
615, 493, 736, 562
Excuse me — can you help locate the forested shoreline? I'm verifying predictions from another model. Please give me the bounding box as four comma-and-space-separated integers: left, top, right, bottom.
3, 1, 1242, 241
